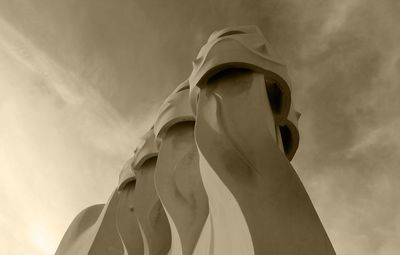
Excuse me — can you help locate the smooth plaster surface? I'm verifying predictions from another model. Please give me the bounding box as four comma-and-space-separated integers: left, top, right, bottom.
195, 69, 335, 254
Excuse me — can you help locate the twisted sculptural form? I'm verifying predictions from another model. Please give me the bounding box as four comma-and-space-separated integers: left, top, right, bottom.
189, 25, 336, 255
116, 159, 144, 255
55, 190, 126, 255
132, 130, 172, 255
55, 25, 336, 255
153, 81, 210, 255
55, 204, 108, 255
55, 159, 144, 255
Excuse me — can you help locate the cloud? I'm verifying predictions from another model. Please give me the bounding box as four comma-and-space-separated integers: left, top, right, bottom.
290, 1, 400, 254
0, 18, 152, 254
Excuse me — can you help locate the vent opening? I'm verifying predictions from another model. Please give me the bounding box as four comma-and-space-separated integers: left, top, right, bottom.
266, 82, 282, 115
218, 30, 245, 38
279, 125, 292, 155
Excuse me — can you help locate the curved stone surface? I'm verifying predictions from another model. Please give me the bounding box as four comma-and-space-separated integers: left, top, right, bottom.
133, 131, 171, 255
118, 157, 136, 191
55, 204, 105, 255
189, 25, 302, 160
279, 103, 301, 160
194, 69, 336, 254
132, 129, 159, 170
116, 179, 144, 255
154, 83, 210, 255
154, 81, 195, 140
87, 190, 126, 255
155, 122, 209, 255
189, 25, 292, 125
116, 158, 145, 255
56, 190, 125, 255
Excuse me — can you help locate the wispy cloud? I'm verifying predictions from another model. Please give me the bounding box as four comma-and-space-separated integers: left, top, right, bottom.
0, 18, 151, 255
290, 1, 400, 254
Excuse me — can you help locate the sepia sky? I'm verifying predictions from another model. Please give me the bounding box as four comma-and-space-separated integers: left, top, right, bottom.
0, 0, 399, 254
